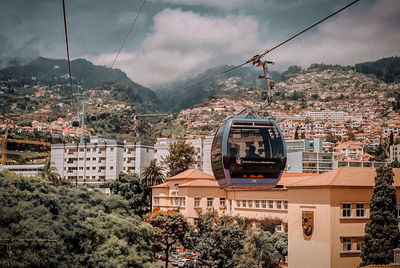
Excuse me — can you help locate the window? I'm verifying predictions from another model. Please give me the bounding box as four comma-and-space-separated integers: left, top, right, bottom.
284, 200, 288, 210
261, 200, 267, 208
178, 197, 185, 207
356, 204, 365, 217
154, 197, 160, 206
397, 203, 400, 218
276, 200, 282, 209
242, 200, 247, 208
194, 218, 199, 226
220, 198, 226, 208
276, 224, 282, 232
342, 203, 352, 217
248, 200, 253, 208
356, 240, 364, 251
194, 197, 201, 208
110, 166, 114, 170
236, 200, 241, 208
342, 238, 352, 251
207, 198, 213, 207
255, 200, 260, 208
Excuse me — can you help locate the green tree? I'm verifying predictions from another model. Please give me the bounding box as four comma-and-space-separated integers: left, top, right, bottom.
0, 171, 153, 267
294, 127, 299, 140
236, 231, 287, 268
190, 213, 245, 268
40, 160, 61, 186
325, 132, 340, 144
390, 131, 394, 146
145, 211, 189, 268
258, 217, 285, 234
109, 172, 151, 217
361, 167, 400, 265
141, 159, 166, 212
163, 138, 195, 177
347, 131, 355, 141
141, 159, 166, 187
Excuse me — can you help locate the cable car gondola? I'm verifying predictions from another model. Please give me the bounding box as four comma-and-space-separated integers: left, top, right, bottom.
211, 113, 286, 188
90, 114, 97, 121
72, 118, 80, 127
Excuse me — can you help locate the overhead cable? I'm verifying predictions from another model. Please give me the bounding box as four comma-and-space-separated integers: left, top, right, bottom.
110, 0, 147, 69
62, 0, 73, 95
133, 0, 361, 109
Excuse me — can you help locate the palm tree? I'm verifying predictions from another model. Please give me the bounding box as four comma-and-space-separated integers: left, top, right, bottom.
141, 159, 166, 187
41, 160, 61, 186
141, 159, 166, 212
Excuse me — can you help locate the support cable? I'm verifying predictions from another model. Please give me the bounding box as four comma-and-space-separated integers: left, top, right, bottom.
110, 0, 147, 69
62, 0, 73, 96
132, 0, 360, 109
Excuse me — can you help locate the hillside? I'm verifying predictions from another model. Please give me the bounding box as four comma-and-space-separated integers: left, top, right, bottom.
0, 57, 159, 105
0, 57, 173, 143
155, 57, 400, 113
355, 56, 400, 83
156, 65, 282, 112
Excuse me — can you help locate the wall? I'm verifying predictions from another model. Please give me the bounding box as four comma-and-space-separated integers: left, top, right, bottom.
288, 188, 331, 268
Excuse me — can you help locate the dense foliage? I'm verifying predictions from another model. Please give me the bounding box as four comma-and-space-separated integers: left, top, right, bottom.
109, 172, 151, 217
361, 167, 400, 265
355, 56, 400, 83
186, 213, 246, 268
236, 231, 287, 268
0, 171, 153, 267
163, 138, 196, 177
145, 211, 189, 268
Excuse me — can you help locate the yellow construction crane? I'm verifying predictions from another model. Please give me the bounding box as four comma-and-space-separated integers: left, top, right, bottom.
0, 136, 51, 165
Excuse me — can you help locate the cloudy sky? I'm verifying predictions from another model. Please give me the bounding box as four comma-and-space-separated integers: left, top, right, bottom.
0, 0, 399, 88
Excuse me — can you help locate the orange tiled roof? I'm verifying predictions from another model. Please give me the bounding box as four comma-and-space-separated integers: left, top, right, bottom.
287, 167, 400, 188
180, 180, 219, 187
152, 181, 170, 188
167, 169, 215, 180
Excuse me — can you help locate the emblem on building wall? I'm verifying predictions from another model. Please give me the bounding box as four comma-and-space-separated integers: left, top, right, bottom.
302, 211, 314, 238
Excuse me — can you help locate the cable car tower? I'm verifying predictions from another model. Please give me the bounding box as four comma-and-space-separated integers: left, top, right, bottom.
72, 96, 97, 144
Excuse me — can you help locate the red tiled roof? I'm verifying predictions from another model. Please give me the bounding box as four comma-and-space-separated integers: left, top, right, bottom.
287, 167, 400, 188
167, 169, 215, 180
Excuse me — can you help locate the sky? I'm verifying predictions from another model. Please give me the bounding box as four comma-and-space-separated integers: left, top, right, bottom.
0, 0, 399, 88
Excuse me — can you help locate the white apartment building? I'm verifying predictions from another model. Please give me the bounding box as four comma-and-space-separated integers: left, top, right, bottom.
154, 136, 213, 175
390, 144, 400, 162
0, 164, 44, 177
51, 138, 154, 190
123, 142, 154, 174
285, 138, 335, 174
306, 110, 346, 121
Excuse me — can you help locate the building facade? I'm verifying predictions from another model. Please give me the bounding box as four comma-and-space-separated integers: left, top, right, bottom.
152, 167, 400, 268
287, 167, 400, 268
51, 138, 154, 190
0, 164, 44, 177
154, 136, 213, 175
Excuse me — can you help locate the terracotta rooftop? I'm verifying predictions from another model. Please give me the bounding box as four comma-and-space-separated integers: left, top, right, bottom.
287, 167, 400, 188
180, 180, 219, 187
167, 169, 215, 181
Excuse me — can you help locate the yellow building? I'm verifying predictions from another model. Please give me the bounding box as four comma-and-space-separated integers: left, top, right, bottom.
152, 167, 400, 267
152, 169, 312, 226
287, 167, 400, 268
